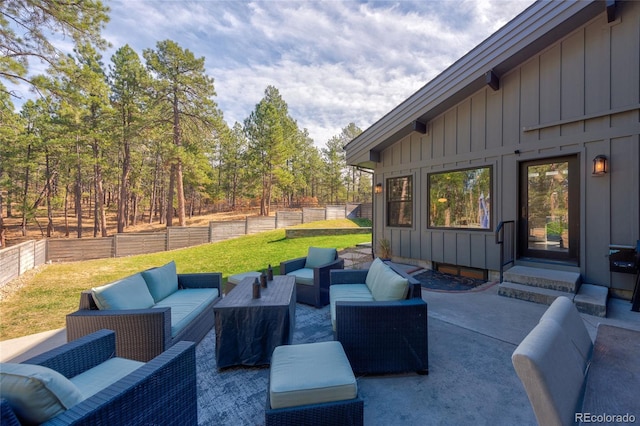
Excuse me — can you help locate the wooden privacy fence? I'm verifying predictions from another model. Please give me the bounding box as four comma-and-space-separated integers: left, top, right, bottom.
0, 204, 371, 288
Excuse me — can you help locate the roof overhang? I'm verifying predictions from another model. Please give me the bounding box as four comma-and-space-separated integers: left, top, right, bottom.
345, 0, 606, 168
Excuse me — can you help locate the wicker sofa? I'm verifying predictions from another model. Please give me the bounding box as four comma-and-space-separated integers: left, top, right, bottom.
329, 259, 429, 375
66, 261, 221, 362
0, 329, 196, 425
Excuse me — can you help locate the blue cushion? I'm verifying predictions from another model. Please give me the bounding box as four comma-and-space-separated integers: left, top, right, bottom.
304, 247, 337, 269
270, 342, 357, 409
329, 284, 375, 330
154, 288, 220, 336
365, 258, 386, 294
70, 357, 144, 399
0, 363, 85, 424
286, 268, 314, 286
91, 273, 155, 310
370, 265, 408, 301
142, 261, 179, 303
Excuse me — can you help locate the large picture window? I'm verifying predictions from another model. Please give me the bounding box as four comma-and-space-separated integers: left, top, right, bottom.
428, 166, 492, 229
386, 175, 413, 227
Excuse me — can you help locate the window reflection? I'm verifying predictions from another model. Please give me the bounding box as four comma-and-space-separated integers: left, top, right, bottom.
429, 167, 492, 229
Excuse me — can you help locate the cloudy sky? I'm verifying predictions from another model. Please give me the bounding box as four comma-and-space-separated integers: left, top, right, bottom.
24, 0, 537, 146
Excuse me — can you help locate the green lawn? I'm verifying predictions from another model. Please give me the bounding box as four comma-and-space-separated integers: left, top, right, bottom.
0, 219, 371, 340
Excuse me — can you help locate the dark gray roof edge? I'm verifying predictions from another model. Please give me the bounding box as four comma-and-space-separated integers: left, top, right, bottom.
345, 0, 602, 157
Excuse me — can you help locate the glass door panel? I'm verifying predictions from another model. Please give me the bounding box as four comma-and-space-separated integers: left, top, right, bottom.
520, 156, 579, 262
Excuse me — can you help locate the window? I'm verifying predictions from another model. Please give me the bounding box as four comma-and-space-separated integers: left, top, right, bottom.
428, 166, 492, 229
386, 176, 413, 227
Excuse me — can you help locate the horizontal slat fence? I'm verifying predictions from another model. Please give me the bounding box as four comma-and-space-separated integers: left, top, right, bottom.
168, 227, 210, 250
114, 233, 167, 257
47, 238, 114, 262
1, 204, 371, 287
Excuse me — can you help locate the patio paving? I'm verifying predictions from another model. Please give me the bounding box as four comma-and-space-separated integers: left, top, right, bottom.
1, 263, 639, 425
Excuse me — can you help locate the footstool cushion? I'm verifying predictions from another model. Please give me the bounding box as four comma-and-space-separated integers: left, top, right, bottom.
227, 271, 261, 285
266, 341, 363, 425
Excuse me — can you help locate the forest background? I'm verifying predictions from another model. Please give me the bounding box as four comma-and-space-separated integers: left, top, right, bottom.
0, 1, 372, 247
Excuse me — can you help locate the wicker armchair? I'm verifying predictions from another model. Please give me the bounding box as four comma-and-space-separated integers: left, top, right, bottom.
0, 329, 196, 425
330, 267, 429, 375
66, 272, 221, 362
280, 247, 344, 308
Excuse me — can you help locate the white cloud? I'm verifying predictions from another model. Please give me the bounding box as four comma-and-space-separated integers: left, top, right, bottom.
7, 0, 535, 147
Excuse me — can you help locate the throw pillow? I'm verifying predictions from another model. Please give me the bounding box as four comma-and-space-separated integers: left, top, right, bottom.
370, 265, 409, 301
0, 363, 84, 424
91, 273, 155, 310
141, 261, 179, 303
304, 247, 337, 269
365, 257, 386, 294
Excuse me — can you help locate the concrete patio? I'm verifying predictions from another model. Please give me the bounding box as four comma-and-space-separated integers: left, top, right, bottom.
2, 275, 639, 424
2, 239, 639, 425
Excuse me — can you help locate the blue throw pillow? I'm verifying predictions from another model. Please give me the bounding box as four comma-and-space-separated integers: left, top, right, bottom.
91, 273, 155, 310
0, 363, 85, 424
304, 247, 337, 269
141, 261, 179, 303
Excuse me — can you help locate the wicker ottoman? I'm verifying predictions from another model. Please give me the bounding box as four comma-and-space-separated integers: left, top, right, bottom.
225, 271, 261, 295
265, 341, 363, 426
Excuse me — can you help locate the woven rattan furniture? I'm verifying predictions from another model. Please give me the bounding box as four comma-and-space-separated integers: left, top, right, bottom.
0, 329, 196, 425
265, 341, 363, 426
330, 265, 429, 375
280, 247, 344, 308
214, 275, 296, 369
66, 270, 222, 362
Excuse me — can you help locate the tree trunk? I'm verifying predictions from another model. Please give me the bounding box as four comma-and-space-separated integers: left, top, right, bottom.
75, 139, 83, 238
45, 154, 54, 237
166, 163, 175, 227
92, 139, 107, 237
21, 144, 31, 237
117, 140, 131, 233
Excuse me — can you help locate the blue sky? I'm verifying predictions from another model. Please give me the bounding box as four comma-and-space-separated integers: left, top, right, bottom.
16, 0, 536, 146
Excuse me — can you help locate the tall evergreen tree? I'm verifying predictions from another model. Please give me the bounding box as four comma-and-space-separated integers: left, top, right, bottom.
244, 86, 297, 216
143, 40, 220, 226
1, 0, 109, 99
109, 45, 151, 233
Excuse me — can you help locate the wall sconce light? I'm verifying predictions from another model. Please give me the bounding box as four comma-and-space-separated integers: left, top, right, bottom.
375, 183, 383, 194
592, 155, 608, 176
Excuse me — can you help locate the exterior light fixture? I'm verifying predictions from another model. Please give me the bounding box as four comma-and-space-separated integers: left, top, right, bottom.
375, 183, 383, 194
592, 155, 608, 176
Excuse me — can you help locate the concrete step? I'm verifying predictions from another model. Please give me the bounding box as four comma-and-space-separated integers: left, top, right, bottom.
503, 265, 581, 293
574, 283, 608, 317
498, 281, 572, 306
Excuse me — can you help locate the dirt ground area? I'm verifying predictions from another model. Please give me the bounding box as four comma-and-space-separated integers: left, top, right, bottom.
1, 208, 263, 248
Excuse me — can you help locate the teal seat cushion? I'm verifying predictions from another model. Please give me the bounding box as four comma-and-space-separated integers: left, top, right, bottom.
154, 288, 219, 336
228, 271, 261, 285
142, 261, 179, 303
91, 273, 155, 310
270, 341, 357, 409
304, 247, 336, 269
286, 268, 314, 286
70, 357, 144, 399
329, 284, 374, 330
0, 362, 85, 424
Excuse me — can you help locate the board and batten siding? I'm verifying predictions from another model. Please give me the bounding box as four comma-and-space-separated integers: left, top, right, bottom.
374, 3, 640, 291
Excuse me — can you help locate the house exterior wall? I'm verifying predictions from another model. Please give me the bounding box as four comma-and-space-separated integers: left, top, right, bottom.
373, 2, 639, 296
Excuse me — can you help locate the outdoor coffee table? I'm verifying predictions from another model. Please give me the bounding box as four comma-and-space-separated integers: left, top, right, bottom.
214, 275, 296, 369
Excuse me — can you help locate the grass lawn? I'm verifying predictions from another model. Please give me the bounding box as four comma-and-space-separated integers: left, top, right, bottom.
0, 219, 371, 340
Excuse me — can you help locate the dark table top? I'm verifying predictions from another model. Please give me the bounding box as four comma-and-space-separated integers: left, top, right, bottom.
213, 275, 296, 369
581, 324, 640, 417
215, 275, 295, 309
